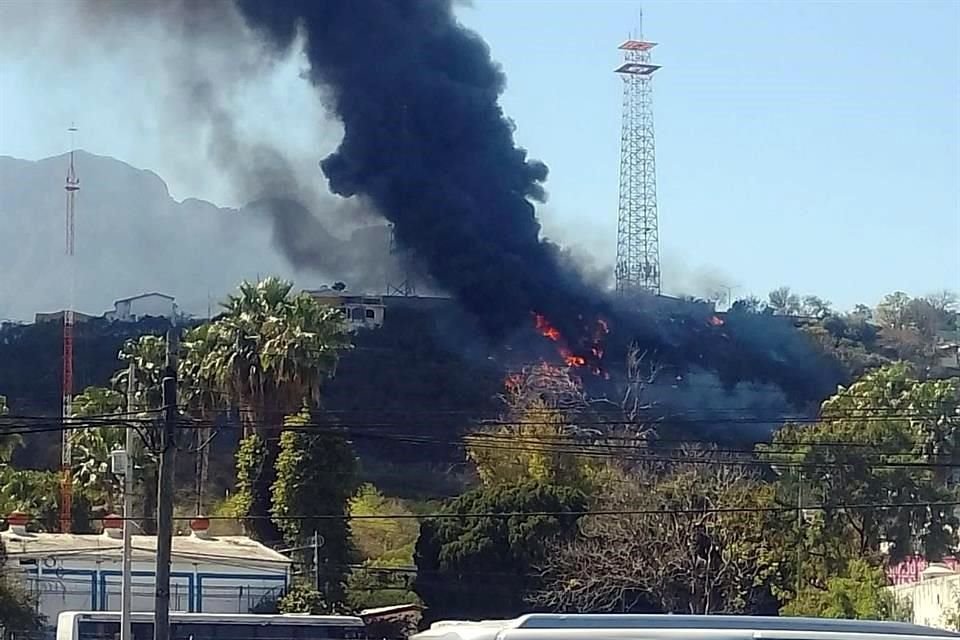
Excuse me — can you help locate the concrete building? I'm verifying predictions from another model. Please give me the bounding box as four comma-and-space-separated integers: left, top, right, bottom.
104, 293, 177, 323
34, 310, 97, 325
307, 286, 385, 330
2, 513, 291, 622
936, 330, 960, 372
890, 562, 960, 630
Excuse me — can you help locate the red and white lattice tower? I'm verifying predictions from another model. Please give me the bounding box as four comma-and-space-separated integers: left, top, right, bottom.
60, 127, 79, 533
614, 20, 662, 296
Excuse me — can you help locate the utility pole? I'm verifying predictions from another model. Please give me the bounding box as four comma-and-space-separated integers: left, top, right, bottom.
796, 472, 804, 595
313, 530, 321, 592
154, 328, 178, 640
121, 362, 136, 640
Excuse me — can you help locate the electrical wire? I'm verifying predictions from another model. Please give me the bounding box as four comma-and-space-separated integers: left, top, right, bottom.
13, 498, 960, 524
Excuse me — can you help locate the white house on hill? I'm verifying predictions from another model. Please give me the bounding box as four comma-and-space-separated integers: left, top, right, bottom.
1, 512, 291, 622
307, 286, 385, 330
105, 293, 177, 323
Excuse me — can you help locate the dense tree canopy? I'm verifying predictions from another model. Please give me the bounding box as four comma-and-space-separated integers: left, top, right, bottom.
759, 363, 960, 566
270, 408, 358, 606
535, 453, 789, 615
414, 481, 586, 621
183, 278, 351, 543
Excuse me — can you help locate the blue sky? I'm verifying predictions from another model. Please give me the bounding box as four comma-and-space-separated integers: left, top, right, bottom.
457, 0, 960, 307
0, 0, 957, 309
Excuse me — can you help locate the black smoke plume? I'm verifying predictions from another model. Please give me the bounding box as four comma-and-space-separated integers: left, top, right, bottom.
233, 0, 841, 404
236, 0, 599, 339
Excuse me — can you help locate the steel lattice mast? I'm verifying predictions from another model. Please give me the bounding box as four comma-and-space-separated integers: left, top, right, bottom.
614, 34, 662, 296
61, 127, 79, 533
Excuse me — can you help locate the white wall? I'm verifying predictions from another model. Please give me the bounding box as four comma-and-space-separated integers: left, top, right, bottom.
127, 295, 175, 320
345, 303, 384, 329
17, 550, 287, 621
892, 574, 960, 630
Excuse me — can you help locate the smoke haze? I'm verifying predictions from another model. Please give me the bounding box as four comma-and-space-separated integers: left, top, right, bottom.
0, 0, 412, 297
0, 0, 843, 407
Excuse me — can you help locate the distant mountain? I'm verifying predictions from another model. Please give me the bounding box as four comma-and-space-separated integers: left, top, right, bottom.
0, 152, 391, 321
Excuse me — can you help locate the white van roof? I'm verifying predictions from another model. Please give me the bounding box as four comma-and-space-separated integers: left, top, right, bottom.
412, 614, 960, 639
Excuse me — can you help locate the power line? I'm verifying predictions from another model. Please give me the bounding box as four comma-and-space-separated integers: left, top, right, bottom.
16, 499, 960, 524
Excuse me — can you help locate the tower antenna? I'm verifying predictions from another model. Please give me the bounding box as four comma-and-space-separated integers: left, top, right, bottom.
386, 224, 417, 297
385, 104, 416, 297
614, 18, 662, 296
60, 125, 80, 533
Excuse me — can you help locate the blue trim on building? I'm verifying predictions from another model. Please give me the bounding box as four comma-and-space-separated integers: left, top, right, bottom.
41, 568, 99, 610
98, 570, 195, 612
195, 572, 287, 613
16, 560, 288, 614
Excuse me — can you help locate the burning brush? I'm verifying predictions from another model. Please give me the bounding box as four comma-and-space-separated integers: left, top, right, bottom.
533, 312, 610, 376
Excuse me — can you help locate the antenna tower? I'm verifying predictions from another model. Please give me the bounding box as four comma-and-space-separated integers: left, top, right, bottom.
61, 126, 79, 533
614, 16, 662, 296
386, 224, 417, 297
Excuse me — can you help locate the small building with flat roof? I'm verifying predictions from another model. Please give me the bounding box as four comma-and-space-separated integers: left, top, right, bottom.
1, 513, 291, 623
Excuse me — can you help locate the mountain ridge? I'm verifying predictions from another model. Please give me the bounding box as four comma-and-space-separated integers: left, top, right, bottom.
0, 152, 394, 321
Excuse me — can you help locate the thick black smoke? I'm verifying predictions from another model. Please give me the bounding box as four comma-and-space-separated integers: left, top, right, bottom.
233, 0, 841, 404
234, 0, 601, 336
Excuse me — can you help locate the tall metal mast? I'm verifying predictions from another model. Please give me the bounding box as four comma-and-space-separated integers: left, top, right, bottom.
386, 224, 417, 297
614, 21, 662, 296
61, 126, 79, 533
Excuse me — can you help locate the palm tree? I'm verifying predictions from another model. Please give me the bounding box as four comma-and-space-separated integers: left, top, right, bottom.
179, 322, 225, 515
111, 335, 167, 533
114, 334, 167, 411
70, 386, 125, 514
182, 277, 351, 542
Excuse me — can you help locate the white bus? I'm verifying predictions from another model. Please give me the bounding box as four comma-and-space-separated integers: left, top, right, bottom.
55, 612, 366, 640
411, 614, 960, 640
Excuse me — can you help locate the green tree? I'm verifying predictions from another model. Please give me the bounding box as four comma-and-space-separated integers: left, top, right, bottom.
801, 313, 888, 379
466, 364, 603, 492
271, 408, 358, 606
0, 394, 20, 463
873, 291, 956, 369
115, 334, 167, 410
233, 433, 266, 539
0, 468, 60, 531
768, 287, 801, 316
534, 454, 789, 614
800, 295, 833, 319
876, 292, 915, 330
347, 484, 420, 610
467, 400, 598, 490
782, 558, 909, 621
0, 536, 42, 630
759, 363, 960, 601
113, 334, 168, 533
414, 480, 586, 621
729, 296, 764, 314
69, 386, 126, 513
350, 484, 418, 563
183, 278, 350, 543
278, 584, 333, 615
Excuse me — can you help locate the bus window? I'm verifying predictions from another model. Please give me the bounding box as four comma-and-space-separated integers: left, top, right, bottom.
132, 622, 153, 640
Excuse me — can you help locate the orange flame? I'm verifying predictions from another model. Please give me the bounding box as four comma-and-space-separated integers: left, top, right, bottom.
534, 313, 562, 342
563, 352, 587, 367
531, 312, 609, 373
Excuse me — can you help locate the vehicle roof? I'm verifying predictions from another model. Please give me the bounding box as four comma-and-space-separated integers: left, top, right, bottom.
58, 611, 364, 625
417, 615, 959, 638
